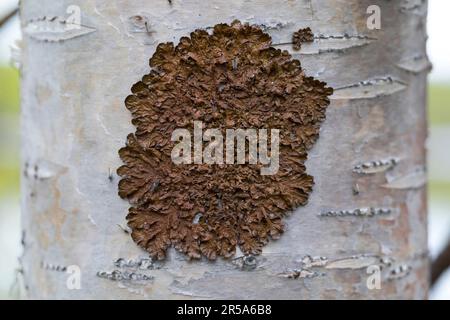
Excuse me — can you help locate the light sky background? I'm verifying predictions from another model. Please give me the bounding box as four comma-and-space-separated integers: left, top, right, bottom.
1, 0, 450, 82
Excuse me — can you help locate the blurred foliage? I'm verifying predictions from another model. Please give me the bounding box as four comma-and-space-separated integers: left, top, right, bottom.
429, 84, 450, 125
427, 83, 450, 200
429, 181, 450, 201
0, 166, 19, 196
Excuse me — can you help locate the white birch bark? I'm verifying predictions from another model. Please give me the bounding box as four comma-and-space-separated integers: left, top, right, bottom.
20, 0, 429, 299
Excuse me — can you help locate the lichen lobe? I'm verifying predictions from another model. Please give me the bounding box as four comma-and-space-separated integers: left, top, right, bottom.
118, 21, 333, 260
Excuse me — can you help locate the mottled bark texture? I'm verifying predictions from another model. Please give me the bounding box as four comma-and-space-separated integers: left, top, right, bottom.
21, 0, 429, 299
118, 21, 332, 261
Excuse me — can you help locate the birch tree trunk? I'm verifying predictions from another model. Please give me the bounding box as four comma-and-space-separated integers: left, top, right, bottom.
20, 0, 429, 299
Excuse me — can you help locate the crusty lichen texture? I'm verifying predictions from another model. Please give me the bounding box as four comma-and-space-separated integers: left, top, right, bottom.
118, 21, 333, 260
292, 27, 314, 51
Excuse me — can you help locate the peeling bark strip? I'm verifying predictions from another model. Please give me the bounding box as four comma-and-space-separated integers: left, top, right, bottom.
280, 252, 425, 282
97, 270, 153, 282
325, 255, 379, 270
400, 0, 427, 15
396, 54, 432, 74
305, 34, 375, 54
276, 34, 375, 55
118, 21, 333, 260
40, 261, 67, 272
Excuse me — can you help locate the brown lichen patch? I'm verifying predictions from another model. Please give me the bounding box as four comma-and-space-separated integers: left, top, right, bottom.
292, 27, 314, 51
118, 21, 332, 260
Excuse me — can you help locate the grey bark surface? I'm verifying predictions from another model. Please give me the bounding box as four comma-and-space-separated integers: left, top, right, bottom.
20, 0, 429, 299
